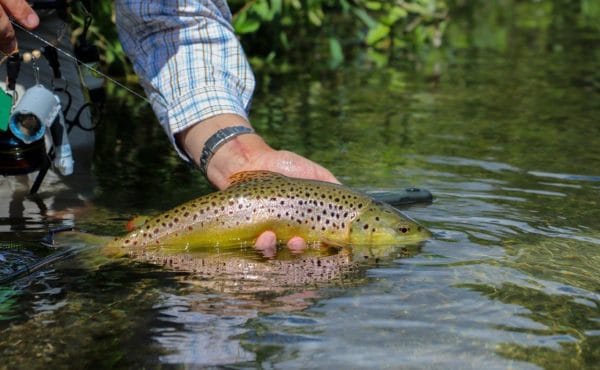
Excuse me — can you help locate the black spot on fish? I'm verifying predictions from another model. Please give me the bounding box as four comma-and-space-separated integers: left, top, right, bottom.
363, 224, 369, 230
184, 212, 190, 217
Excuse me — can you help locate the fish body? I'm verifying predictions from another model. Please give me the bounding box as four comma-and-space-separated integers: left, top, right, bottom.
105, 171, 430, 255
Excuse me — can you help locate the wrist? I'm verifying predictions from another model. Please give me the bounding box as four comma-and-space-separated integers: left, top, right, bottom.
175, 114, 273, 189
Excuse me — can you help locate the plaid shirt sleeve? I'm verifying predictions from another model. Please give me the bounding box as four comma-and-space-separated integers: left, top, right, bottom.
115, 0, 255, 160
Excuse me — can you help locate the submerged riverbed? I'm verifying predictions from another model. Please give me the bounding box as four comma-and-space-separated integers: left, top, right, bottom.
1, 7, 599, 370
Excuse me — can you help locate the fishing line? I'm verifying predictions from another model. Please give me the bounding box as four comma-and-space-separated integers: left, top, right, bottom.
9, 19, 152, 105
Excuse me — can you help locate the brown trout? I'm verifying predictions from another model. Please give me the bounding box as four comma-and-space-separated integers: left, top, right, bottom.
104, 171, 431, 256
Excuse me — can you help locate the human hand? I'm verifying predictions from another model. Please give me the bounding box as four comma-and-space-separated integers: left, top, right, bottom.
223, 146, 340, 257
0, 0, 39, 56
177, 114, 340, 255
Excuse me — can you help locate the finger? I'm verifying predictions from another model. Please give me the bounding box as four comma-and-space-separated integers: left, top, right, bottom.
0, 7, 17, 55
255, 231, 277, 258
287, 236, 307, 253
257, 245, 276, 258
255, 230, 277, 249
1, 0, 39, 29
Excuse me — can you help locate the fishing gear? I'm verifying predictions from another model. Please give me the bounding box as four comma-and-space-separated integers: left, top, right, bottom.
1, 51, 74, 185
0, 3, 118, 193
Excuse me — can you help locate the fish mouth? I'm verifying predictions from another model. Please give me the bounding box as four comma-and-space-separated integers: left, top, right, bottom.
415, 224, 433, 239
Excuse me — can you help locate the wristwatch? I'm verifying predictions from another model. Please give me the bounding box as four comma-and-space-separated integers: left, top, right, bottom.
198, 125, 255, 176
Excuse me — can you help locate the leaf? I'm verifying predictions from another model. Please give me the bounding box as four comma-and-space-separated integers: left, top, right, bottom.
308, 8, 323, 26
382, 6, 408, 25
253, 0, 273, 21
352, 7, 377, 29
366, 23, 391, 45
328, 37, 344, 68
234, 11, 261, 34
279, 32, 290, 49
270, 0, 282, 15
365, 1, 382, 11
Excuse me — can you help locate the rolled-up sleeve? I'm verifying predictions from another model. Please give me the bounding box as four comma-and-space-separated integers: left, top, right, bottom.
115, 0, 255, 160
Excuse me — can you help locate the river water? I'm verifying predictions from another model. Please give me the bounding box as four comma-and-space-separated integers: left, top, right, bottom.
1, 8, 599, 370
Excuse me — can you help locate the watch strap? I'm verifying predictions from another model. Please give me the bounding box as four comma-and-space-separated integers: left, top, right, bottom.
198, 125, 255, 176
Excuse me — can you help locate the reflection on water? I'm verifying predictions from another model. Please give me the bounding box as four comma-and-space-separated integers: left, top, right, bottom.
1, 7, 600, 370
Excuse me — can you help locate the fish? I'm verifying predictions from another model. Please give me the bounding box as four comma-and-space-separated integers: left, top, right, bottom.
103, 170, 431, 257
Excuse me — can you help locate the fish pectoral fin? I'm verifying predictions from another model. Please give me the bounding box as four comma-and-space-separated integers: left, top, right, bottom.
320, 238, 347, 249
126, 215, 150, 232
228, 170, 287, 187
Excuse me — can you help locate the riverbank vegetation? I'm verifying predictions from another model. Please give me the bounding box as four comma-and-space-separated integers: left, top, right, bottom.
74, 0, 599, 76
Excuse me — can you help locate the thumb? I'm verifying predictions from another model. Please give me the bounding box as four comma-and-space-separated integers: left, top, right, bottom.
2, 0, 39, 29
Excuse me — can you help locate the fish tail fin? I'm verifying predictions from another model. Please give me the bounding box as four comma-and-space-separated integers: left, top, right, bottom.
44, 228, 118, 270
0, 228, 116, 284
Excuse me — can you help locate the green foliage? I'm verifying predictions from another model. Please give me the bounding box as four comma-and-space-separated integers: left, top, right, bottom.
74, 0, 600, 74
70, 1, 132, 76
229, 0, 448, 68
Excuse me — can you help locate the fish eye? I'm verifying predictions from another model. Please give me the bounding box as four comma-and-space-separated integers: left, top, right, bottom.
399, 226, 409, 233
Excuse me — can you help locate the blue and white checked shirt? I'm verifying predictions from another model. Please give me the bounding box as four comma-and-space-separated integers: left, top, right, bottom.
115, 0, 255, 160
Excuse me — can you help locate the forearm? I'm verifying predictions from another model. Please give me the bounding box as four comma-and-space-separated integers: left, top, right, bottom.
115, 0, 255, 160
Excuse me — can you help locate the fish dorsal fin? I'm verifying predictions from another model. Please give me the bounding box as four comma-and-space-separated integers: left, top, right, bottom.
228, 170, 287, 187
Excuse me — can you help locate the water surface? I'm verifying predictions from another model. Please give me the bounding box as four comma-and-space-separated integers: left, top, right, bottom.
1, 8, 599, 370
